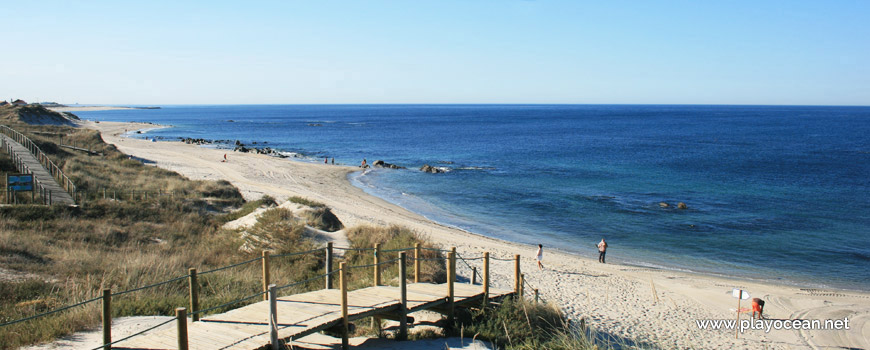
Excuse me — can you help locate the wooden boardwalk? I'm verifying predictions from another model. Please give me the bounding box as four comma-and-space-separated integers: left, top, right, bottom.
114, 282, 513, 350
1, 133, 75, 205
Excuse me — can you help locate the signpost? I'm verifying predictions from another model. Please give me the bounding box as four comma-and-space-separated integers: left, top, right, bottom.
6, 174, 34, 204
732, 288, 750, 339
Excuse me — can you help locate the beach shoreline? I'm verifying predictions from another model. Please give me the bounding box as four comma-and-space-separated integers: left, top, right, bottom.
80, 120, 870, 350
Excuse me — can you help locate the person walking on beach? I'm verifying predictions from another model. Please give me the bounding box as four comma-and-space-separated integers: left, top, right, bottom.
223, 153, 227, 163
331, 158, 334, 165
535, 244, 544, 271
597, 238, 608, 263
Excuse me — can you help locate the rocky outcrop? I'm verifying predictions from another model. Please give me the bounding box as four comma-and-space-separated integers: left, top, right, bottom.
373, 160, 405, 169
677, 202, 688, 210
659, 202, 670, 208
420, 164, 445, 174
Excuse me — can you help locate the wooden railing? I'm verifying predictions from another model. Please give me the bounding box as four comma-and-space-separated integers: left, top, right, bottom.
2, 136, 58, 205
0, 243, 536, 350
1, 125, 77, 203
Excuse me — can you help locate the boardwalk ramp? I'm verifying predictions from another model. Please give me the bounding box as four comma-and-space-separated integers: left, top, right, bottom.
1, 130, 75, 205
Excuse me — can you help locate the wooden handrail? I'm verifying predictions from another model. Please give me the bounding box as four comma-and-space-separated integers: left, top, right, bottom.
0, 125, 77, 203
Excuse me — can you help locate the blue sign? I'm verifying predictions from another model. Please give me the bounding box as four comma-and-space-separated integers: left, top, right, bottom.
7, 174, 33, 191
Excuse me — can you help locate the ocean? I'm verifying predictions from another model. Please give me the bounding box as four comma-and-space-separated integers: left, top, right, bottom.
75, 104, 870, 290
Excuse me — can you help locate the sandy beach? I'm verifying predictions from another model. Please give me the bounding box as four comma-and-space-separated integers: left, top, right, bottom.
76, 120, 870, 350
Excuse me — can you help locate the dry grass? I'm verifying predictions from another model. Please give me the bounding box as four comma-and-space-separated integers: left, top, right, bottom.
0, 120, 446, 349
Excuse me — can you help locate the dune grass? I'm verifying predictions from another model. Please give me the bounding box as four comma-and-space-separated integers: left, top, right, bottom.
0, 121, 447, 349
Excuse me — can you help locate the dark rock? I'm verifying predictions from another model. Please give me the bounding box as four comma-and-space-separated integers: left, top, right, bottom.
420, 164, 445, 174
373, 160, 405, 169
659, 202, 670, 208
677, 202, 688, 210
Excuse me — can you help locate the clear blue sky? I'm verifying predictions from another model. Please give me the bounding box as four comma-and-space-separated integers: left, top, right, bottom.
2, 0, 868, 105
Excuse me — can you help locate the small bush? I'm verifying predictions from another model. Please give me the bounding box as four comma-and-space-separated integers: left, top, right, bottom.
287, 196, 326, 208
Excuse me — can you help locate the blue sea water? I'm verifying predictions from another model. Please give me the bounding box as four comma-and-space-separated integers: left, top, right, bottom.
77, 105, 870, 290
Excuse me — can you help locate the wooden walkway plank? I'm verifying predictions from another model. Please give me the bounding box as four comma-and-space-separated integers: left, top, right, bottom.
115, 281, 515, 349
0, 134, 74, 205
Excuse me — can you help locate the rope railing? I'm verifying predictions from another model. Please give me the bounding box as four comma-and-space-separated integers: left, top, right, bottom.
87, 317, 177, 350
415, 257, 447, 262
270, 247, 323, 259
523, 278, 545, 303
456, 252, 484, 283
190, 290, 268, 317
0, 242, 534, 346
380, 247, 415, 253
422, 247, 450, 252
490, 256, 517, 262
110, 274, 191, 297
198, 256, 263, 276
276, 271, 335, 291
0, 295, 102, 328
333, 246, 374, 251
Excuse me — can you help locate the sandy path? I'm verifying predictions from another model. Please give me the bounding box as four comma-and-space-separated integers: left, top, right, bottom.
77, 120, 870, 350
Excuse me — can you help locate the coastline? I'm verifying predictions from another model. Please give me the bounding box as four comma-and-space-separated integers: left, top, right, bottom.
81, 120, 870, 349
50, 106, 157, 112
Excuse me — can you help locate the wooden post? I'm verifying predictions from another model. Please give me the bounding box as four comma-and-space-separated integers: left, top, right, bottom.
102, 289, 111, 350
372, 243, 381, 334
483, 252, 490, 304
514, 254, 521, 296
325, 242, 333, 289
534, 289, 539, 304
398, 252, 408, 340
188, 268, 199, 321
471, 267, 477, 285
262, 251, 271, 301
373, 243, 381, 286
414, 243, 421, 283
735, 289, 742, 339
269, 284, 279, 350
176, 308, 188, 350
340, 262, 349, 350
447, 251, 455, 325
520, 273, 525, 298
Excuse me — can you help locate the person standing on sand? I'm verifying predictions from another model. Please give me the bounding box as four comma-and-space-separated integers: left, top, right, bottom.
331, 158, 334, 165
597, 238, 608, 263
535, 244, 544, 271
361, 158, 367, 168
223, 153, 227, 162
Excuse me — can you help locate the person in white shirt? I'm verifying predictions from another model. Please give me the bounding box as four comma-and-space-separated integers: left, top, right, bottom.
535, 244, 544, 271
597, 238, 608, 263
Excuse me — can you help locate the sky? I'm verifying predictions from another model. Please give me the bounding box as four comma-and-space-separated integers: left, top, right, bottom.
1, 0, 868, 105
